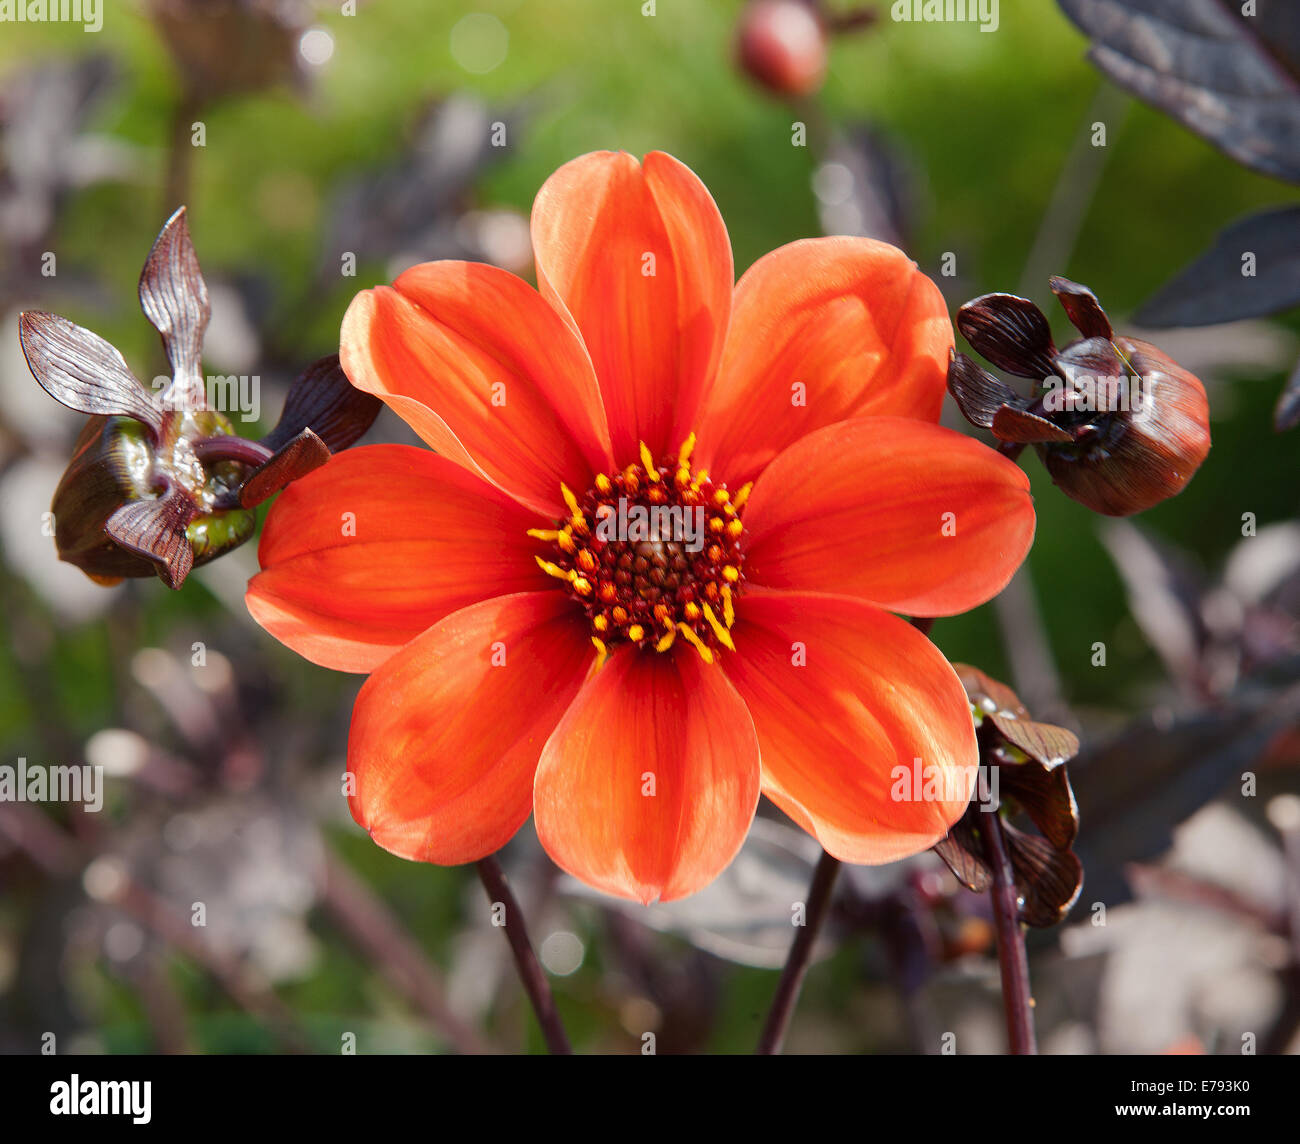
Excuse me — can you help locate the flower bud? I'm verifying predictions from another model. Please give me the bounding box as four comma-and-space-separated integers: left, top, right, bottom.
1040, 334, 1210, 517
50, 411, 256, 587
735, 0, 828, 99
20, 207, 379, 590
947, 277, 1211, 517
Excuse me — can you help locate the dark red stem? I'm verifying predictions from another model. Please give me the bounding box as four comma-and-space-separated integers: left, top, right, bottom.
981, 811, 1038, 1054
756, 848, 841, 1054
476, 855, 572, 1054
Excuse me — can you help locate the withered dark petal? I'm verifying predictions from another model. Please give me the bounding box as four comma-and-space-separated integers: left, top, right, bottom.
18, 311, 162, 436
988, 713, 1080, 767
262, 354, 382, 453
1049, 276, 1113, 340
932, 817, 990, 894
105, 489, 197, 590
239, 427, 330, 508
954, 662, 1028, 719
1003, 824, 1083, 928
999, 759, 1080, 851
946, 350, 1022, 429
957, 292, 1060, 381
991, 403, 1073, 444
139, 205, 210, 403
1054, 336, 1128, 388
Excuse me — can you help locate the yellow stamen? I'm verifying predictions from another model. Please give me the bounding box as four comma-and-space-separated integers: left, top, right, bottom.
678, 623, 714, 664
572, 576, 593, 597
526, 528, 560, 542
713, 488, 730, 506
560, 482, 585, 527
535, 556, 571, 582
627, 623, 645, 642
683, 601, 702, 622
722, 565, 740, 583
722, 585, 735, 628
654, 627, 677, 653
726, 519, 744, 539
677, 432, 696, 467
595, 472, 613, 495
591, 636, 608, 669
593, 614, 609, 633
703, 603, 736, 651
732, 482, 752, 510
639, 441, 661, 482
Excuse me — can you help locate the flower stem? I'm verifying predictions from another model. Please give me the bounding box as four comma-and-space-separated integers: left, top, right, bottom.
475, 855, 572, 1055
756, 848, 840, 1054
980, 811, 1038, 1054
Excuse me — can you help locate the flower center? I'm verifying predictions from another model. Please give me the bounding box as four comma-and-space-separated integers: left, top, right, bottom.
530, 434, 748, 664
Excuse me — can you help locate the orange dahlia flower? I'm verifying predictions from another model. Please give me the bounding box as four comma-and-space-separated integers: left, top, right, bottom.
246, 151, 1035, 904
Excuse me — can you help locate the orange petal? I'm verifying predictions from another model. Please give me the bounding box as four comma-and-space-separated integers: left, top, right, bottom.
339, 261, 613, 519
533, 648, 760, 904
348, 592, 594, 865
723, 589, 978, 863
693, 237, 952, 487
531, 151, 733, 463
246, 445, 554, 673
742, 417, 1035, 617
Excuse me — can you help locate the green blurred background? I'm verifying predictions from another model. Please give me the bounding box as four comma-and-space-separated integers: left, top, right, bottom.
0, 1, 1295, 1054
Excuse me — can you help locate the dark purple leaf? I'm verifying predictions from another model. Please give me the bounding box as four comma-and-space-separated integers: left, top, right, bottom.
946, 351, 1022, 429
139, 205, 209, 405
1099, 518, 1209, 686
105, 490, 197, 590
319, 95, 519, 281
1058, 0, 1300, 183
240, 428, 330, 509
956, 293, 1060, 381
262, 354, 381, 454
1275, 354, 1300, 431
815, 123, 915, 249
1135, 205, 1300, 326
18, 310, 162, 436
1071, 685, 1300, 907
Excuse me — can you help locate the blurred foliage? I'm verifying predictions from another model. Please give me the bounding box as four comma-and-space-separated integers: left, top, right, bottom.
0, 2, 1297, 1054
